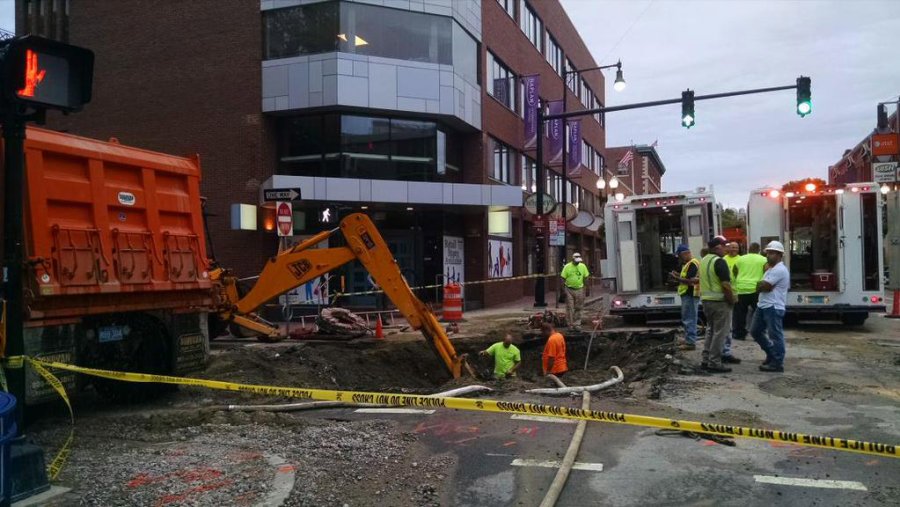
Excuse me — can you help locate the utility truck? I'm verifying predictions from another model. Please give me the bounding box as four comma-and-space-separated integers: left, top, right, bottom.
746, 182, 885, 324
603, 188, 721, 322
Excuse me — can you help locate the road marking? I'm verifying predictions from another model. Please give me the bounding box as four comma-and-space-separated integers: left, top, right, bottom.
753, 475, 867, 491
354, 408, 436, 415
511, 459, 604, 472
510, 414, 577, 424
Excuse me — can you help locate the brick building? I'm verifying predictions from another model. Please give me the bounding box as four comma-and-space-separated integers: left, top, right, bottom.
829, 111, 898, 185
603, 144, 665, 197
16, 0, 609, 309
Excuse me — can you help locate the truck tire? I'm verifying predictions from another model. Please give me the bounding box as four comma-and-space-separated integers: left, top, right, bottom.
840, 313, 868, 326
89, 314, 175, 403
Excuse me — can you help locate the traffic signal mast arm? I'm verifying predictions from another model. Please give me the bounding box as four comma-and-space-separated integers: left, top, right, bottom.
544, 82, 805, 122
210, 213, 464, 378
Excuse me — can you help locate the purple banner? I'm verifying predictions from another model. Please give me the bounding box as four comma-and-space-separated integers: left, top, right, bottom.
567, 119, 582, 177
548, 100, 564, 164
523, 75, 540, 149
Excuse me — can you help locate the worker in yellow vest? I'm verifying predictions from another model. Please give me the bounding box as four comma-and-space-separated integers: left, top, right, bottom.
732, 242, 769, 341
700, 237, 738, 373
669, 244, 700, 350
721, 241, 743, 361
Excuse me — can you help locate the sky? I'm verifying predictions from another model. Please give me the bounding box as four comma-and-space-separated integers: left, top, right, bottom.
561, 0, 900, 208
1, 1, 897, 208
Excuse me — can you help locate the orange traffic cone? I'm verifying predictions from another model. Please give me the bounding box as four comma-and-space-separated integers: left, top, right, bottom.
375, 315, 384, 339
886, 290, 900, 319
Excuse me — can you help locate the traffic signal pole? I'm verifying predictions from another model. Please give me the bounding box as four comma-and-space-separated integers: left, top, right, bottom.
2, 109, 26, 425
533, 80, 807, 306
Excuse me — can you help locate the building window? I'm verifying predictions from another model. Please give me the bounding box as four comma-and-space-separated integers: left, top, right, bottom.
279, 114, 461, 182
264, 2, 340, 59
521, 155, 537, 192
546, 34, 564, 77
487, 51, 517, 111
519, 1, 543, 53
491, 138, 515, 185
496, 0, 516, 19
566, 59, 577, 92
591, 96, 604, 127
264, 2, 478, 82
23, 0, 69, 42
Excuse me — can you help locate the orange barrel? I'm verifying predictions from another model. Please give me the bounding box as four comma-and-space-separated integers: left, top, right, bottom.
442, 283, 463, 322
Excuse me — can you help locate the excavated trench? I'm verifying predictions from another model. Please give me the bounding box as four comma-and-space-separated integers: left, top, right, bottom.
201, 328, 678, 399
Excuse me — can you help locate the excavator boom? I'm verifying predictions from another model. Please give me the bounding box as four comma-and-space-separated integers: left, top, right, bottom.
215, 213, 463, 378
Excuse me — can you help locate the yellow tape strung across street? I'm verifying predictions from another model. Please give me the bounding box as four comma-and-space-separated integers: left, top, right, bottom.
332, 273, 558, 299
11, 356, 899, 460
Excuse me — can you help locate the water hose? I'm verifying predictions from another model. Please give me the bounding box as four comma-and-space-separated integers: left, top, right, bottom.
525, 366, 624, 395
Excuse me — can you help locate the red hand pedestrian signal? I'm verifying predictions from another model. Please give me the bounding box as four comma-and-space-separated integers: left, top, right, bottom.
17, 49, 47, 98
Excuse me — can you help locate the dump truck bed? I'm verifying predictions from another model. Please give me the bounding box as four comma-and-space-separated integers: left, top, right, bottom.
4, 127, 213, 323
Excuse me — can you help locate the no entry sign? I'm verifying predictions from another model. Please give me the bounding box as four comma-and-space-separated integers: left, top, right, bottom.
276, 201, 293, 237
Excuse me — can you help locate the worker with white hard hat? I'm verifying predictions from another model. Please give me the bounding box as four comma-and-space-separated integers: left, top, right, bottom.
560, 253, 590, 332
751, 240, 790, 372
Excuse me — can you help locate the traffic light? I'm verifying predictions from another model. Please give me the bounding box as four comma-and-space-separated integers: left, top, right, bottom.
681, 89, 695, 128
796, 76, 811, 117
0, 35, 94, 112
877, 104, 889, 130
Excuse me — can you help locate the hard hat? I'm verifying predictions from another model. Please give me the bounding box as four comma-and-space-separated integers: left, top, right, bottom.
573, 253, 583, 261
764, 241, 785, 253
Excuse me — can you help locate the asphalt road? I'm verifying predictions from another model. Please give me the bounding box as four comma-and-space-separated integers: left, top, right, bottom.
328, 311, 900, 506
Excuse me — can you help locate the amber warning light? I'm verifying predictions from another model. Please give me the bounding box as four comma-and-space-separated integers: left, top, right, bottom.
1, 35, 94, 112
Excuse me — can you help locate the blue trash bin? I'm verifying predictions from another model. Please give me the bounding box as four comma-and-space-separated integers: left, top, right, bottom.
0, 392, 17, 507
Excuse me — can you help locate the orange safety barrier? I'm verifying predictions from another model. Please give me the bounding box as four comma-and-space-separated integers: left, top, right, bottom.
442, 283, 463, 322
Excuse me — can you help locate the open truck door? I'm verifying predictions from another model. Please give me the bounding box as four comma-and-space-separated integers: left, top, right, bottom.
683, 204, 707, 259
615, 211, 640, 293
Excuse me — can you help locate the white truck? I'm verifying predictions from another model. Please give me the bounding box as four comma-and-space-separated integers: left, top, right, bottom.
603, 188, 722, 323
746, 182, 886, 325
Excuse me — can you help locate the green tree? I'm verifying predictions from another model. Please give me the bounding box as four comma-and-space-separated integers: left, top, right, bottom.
721, 208, 745, 229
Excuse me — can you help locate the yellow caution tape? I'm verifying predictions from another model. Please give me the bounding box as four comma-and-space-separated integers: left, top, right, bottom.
25, 358, 74, 479
332, 273, 560, 300
11, 356, 899, 460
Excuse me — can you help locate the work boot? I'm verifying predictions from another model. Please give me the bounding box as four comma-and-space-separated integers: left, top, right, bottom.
759, 364, 784, 372
722, 355, 742, 364
761, 358, 773, 366
704, 364, 732, 373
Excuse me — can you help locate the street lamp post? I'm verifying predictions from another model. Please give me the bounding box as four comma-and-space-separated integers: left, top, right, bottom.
556, 61, 625, 303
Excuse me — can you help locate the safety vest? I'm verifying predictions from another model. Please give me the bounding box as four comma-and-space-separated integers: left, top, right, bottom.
700, 254, 725, 301
677, 258, 701, 296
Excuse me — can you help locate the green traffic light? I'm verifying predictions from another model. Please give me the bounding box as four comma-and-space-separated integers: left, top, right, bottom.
796, 76, 811, 118
682, 114, 695, 128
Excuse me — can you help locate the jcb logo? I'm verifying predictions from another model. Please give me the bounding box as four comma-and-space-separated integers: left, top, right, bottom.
288, 259, 313, 279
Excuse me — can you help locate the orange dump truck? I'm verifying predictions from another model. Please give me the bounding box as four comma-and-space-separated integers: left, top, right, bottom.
3, 127, 213, 404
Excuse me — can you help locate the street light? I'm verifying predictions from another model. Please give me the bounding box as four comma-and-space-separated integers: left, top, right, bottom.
881, 184, 891, 194
596, 178, 606, 190
615, 192, 625, 202
609, 176, 619, 189
613, 61, 626, 92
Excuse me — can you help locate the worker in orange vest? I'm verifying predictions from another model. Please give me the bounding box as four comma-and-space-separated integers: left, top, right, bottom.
541, 323, 568, 377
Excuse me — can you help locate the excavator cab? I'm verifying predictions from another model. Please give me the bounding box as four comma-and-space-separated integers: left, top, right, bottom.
211, 213, 464, 378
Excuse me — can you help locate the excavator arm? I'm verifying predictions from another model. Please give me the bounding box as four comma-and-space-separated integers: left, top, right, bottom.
213, 213, 463, 378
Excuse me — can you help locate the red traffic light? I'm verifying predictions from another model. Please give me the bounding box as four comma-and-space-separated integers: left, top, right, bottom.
2, 35, 93, 112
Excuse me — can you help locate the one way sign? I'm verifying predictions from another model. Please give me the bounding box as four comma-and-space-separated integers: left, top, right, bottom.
263, 188, 302, 201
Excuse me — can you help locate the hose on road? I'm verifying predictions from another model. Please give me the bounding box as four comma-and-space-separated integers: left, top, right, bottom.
539, 388, 591, 507
525, 366, 624, 395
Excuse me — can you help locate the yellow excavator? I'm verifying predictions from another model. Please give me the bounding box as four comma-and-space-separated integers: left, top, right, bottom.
210, 213, 464, 378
